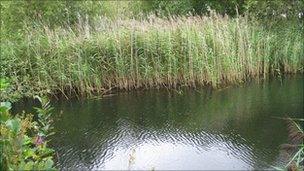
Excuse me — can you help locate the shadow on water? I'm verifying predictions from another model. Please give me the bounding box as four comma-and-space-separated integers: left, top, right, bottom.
12, 75, 304, 170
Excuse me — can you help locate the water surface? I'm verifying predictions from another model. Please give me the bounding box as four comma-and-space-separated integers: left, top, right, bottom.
14, 76, 304, 170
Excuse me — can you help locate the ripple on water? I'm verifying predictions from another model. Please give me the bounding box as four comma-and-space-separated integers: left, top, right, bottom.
48, 76, 303, 170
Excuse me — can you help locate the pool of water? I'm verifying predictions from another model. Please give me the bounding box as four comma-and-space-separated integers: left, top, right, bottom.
13, 76, 304, 170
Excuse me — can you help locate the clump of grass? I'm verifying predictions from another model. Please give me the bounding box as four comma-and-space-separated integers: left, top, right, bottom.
276, 118, 304, 171
1, 13, 303, 99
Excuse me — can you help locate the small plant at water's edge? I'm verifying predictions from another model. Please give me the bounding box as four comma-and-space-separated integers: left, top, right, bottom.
274, 118, 304, 171
0, 95, 56, 170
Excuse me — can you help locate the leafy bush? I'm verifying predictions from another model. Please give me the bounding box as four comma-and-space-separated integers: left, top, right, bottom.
0, 96, 56, 170
1, 0, 302, 38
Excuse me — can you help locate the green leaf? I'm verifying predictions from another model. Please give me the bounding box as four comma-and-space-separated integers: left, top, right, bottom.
0, 101, 12, 110
18, 161, 26, 170
44, 158, 54, 169
34, 95, 42, 104
23, 135, 32, 145
34, 95, 49, 107
5, 118, 21, 134
0, 107, 10, 122
23, 161, 34, 170
23, 148, 36, 159
0, 78, 9, 91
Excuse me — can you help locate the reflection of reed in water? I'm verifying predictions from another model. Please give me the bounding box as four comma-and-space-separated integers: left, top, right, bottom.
128, 149, 136, 170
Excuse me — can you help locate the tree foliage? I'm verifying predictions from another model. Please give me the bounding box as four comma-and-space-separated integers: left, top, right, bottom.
1, 0, 302, 30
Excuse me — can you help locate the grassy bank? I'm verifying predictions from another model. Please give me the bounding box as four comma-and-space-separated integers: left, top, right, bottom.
1, 14, 303, 99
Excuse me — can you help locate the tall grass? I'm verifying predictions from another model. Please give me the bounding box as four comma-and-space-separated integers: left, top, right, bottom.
1, 13, 303, 99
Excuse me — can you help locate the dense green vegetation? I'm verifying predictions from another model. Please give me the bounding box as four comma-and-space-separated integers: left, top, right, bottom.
1, 64, 56, 170
1, 16, 303, 99
1, 1, 303, 100
0, 96, 55, 170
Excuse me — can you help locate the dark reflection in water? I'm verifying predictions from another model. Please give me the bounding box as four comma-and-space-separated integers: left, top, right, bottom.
13, 76, 304, 170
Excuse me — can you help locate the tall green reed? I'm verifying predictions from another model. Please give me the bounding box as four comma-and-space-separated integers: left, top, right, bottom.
1, 14, 303, 99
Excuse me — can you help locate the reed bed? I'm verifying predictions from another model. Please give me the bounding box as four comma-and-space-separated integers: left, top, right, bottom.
1, 14, 303, 98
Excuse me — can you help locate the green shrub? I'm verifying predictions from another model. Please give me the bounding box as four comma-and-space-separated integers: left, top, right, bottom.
0, 96, 56, 170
